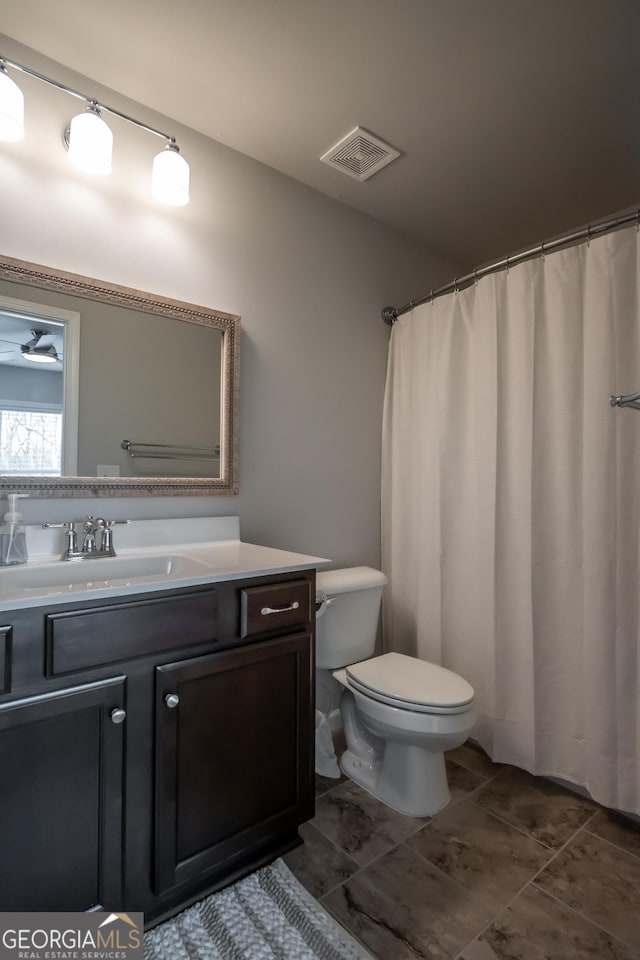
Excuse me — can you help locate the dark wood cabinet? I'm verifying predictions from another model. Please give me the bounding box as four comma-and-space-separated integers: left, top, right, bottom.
0, 677, 126, 911
154, 632, 313, 892
0, 569, 315, 922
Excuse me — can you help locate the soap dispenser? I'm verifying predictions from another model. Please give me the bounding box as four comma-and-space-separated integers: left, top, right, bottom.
0, 493, 29, 566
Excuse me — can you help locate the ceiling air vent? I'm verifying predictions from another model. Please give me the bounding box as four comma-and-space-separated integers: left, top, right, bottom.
320, 126, 400, 182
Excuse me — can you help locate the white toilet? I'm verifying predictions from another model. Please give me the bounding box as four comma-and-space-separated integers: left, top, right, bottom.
316, 566, 475, 817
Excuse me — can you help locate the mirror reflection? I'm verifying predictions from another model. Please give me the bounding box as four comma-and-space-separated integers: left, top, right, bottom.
0, 316, 65, 477
0, 293, 78, 479
76, 302, 222, 480
0, 256, 239, 497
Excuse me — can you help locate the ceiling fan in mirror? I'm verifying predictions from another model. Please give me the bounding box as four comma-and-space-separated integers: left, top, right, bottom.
0, 327, 62, 365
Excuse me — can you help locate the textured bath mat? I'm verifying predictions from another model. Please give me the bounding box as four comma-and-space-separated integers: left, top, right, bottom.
144, 858, 372, 960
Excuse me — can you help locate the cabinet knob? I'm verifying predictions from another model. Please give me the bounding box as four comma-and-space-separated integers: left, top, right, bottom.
110, 707, 126, 724
165, 693, 180, 709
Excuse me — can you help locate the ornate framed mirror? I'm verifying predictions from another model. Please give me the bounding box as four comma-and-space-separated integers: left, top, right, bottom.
0, 255, 239, 497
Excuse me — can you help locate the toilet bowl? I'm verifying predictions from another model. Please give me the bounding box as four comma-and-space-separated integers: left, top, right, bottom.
316, 567, 475, 817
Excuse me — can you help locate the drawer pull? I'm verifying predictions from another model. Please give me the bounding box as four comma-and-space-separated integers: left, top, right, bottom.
261, 601, 300, 616
165, 693, 180, 709
110, 708, 126, 725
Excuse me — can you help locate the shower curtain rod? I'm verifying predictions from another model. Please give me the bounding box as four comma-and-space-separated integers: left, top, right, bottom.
381, 208, 640, 325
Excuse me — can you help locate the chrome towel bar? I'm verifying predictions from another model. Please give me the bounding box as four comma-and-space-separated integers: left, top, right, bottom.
121, 439, 220, 460
610, 391, 640, 411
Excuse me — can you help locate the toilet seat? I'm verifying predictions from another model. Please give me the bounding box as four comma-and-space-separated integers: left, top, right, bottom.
345, 652, 474, 716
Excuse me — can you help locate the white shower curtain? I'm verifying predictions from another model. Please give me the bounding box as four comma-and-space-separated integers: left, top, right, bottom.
382, 224, 640, 814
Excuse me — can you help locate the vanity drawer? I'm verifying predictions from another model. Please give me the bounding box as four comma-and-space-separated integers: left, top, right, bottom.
240, 580, 311, 639
46, 590, 217, 676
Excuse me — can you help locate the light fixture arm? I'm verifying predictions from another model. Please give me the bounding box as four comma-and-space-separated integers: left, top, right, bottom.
0, 54, 175, 146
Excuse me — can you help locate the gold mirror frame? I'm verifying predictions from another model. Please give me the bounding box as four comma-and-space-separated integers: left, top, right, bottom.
0, 255, 240, 497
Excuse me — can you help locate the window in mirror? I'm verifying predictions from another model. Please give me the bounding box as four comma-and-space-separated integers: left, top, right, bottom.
0, 409, 62, 476
0, 295, 80, 477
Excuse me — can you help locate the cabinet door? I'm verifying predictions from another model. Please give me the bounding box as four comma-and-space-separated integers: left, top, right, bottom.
154, 633, 313, 892
0, 677, 126, 911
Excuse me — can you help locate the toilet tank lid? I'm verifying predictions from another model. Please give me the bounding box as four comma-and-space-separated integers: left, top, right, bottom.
316, 566, 388, 597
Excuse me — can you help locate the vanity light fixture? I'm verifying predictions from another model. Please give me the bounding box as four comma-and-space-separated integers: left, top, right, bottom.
151, 140, 190, 206
67, 102, 113, 176
0, 54, 190, 205
0, 62, 24, 141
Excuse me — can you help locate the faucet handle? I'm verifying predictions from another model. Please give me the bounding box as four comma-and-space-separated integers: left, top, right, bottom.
41, 521, 77, 537
102, 519, 132, 536
100, 519, 131, 556
41, 522, 78, 559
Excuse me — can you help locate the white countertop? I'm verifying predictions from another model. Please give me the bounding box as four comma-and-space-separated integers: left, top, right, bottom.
0, 516, 330, 611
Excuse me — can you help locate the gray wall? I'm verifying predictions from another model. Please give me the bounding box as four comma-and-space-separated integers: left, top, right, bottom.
75, 305, 221, 479
0, 35, 460, 566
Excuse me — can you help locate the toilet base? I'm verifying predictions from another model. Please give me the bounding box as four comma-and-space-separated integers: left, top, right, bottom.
336, 680, 475, 818
340, 742, 451, 818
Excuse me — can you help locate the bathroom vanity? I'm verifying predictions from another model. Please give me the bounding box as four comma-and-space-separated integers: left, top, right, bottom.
0, 517, 326, 924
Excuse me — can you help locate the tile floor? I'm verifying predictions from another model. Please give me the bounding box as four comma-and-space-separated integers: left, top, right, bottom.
284, 743, 640, 959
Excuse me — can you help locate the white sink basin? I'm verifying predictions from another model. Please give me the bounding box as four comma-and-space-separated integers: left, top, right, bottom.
1, 553, 211, 596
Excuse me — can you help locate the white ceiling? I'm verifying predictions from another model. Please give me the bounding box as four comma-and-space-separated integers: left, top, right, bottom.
2, 0, 640, 267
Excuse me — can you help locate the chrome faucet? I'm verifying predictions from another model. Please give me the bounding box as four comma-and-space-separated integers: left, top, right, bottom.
43, 516, 131, 561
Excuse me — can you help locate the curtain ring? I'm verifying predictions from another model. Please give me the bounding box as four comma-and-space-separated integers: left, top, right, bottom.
586, 225, 592, 246
505, 256, 510, 273
473, 268, 479, 286
429, 289, 434, 304
453, 278, 459, 293
541, 240, 546, 261
636, 210, 640, 233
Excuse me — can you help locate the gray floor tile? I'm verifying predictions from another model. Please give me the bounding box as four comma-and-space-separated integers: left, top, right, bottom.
312, 779, 427, 866
446, 743, 501, 781
461, 885, 638, 960
445, 758, 486, 805
586, 807, 640, 859
406, 800, 552, 910
323, 843, 494, 960
308, 758, 640, 960
315, 771, 345, 798
283, 821, 358, 898
534, 829, 640, 949
471, 766, 595, 848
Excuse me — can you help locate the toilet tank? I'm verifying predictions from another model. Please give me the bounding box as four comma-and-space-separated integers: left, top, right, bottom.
316, 566, 388, 670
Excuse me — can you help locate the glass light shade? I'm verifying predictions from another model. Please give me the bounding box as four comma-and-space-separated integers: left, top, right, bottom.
0, 69, 24, 142
68, 108, 112, 175
152, 145, 190, 206
25, 350, 57, 363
